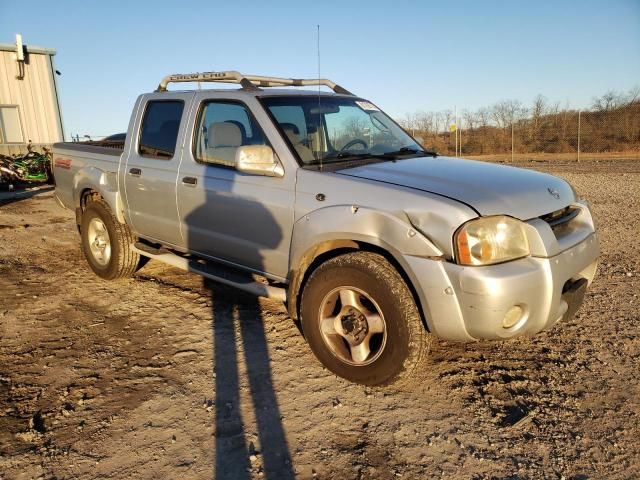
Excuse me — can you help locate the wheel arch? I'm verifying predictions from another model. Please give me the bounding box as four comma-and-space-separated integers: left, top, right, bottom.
287, 206, 444, 332
73, 166, 125, 224
287, 238, 432, 333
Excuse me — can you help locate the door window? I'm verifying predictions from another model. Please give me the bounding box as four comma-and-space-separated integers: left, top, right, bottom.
138, 101, 184, 159
194, 101, 268, 167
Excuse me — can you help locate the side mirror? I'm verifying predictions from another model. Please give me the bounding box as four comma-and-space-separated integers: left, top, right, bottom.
235, 145, 284, 177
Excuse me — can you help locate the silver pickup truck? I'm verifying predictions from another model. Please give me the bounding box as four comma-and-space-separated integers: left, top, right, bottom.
53, 71, 599, 386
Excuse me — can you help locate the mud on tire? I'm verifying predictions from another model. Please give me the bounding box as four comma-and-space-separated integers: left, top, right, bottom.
300, 252, 431, 386
80, 198, 140, 280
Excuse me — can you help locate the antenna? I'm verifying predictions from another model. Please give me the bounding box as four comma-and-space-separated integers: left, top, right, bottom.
317, 24, 323, 170
317, 24, 321, 92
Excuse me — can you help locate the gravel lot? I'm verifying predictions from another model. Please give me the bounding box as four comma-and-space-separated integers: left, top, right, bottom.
1, 159, 638, 479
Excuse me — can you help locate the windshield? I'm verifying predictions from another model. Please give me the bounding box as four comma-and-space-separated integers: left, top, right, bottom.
260, 96, 429, 166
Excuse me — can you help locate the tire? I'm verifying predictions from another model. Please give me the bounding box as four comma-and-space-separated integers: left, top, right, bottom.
300, 252, 431, 386
80, 198, 140, 280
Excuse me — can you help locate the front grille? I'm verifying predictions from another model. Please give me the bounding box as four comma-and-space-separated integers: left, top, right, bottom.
539, 206, 580, 232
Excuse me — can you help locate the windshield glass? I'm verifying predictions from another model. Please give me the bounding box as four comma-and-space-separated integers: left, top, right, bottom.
260, 96, 426, 165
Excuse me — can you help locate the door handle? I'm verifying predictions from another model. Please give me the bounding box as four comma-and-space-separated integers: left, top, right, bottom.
129, 168, 142, 176
182, 176, 197, 186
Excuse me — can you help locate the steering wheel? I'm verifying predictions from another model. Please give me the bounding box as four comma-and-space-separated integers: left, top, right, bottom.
339, 139, 368, 152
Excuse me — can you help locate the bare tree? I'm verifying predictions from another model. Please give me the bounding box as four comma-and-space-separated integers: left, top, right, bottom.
592, 90, 624, 112
531, 95, 547, 126
625, 85, 640, 105
491, 101, 507, 129
415, 111, 434, 135
345, 116, 367, 138
476, 107, 491, 128
462, 109, 477, 131
398, 86, 640, 157
441, 110, 453, 130
529, 95, 547, 149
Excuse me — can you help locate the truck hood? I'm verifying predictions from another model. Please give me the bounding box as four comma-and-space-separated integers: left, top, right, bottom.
335, 156, 575, 219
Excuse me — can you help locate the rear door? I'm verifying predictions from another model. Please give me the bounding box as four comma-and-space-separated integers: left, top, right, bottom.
176, 93, 295, 279
124, 93, 193, 246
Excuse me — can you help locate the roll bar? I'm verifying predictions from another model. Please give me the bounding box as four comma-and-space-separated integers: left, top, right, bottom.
156, 70, 353, 95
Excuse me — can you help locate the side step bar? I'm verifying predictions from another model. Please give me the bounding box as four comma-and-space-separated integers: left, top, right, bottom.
131, 244, 287, 302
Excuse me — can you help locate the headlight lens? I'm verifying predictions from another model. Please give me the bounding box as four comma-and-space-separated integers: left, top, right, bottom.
455, 216, 530, 266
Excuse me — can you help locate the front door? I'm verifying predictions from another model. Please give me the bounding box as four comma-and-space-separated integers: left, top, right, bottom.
177, 96, 295, 279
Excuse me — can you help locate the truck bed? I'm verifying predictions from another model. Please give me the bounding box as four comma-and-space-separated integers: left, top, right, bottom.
54, 140, 125, 155
52, 141, 124, 211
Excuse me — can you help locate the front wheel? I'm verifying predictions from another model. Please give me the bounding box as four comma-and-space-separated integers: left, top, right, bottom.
300, 252, 431, 386
80, 198, 140, 280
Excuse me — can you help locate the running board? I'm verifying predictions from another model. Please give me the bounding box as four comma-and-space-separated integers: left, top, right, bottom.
130, 245, 287, 302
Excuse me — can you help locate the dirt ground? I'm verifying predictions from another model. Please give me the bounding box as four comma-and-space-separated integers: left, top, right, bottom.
1, 159, 638, 480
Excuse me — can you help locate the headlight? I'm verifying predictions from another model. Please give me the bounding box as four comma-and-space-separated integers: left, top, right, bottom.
454, 215, 530, 266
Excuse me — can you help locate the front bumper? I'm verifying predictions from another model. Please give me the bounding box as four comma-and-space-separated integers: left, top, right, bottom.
405, 232, 599, 341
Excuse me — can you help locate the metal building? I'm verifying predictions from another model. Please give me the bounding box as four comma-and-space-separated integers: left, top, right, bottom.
0, 34, 64, 155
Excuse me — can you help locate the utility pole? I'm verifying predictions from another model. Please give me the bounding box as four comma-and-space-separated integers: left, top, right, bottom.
454, 105, 458, 157
511, 122, 514, 163
577, 110, 581, 163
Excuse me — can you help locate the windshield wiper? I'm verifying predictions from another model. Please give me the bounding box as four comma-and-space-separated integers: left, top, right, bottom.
380, 147, 438, 157
319, 152, 373, 162
309, 147, 437, 166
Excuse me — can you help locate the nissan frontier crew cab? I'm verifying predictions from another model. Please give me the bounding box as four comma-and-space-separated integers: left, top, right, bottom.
53, 71, 599, 386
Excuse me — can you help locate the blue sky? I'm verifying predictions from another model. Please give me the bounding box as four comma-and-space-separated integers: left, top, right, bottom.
1, 0, 639, 139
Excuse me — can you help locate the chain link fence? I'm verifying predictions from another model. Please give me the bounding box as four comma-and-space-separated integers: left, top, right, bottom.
401, 92, 640, 162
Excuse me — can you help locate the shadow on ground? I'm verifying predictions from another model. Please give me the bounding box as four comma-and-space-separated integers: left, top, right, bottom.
0, 185, 54, 207
207, 282, 294, 479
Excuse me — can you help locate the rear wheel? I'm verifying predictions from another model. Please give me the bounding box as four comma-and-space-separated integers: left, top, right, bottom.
80, 198, 140, 279
300, 252, 431, 386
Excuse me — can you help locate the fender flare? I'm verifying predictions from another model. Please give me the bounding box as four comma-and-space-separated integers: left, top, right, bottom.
287, 205, 444, 321
73, 166, 125, 223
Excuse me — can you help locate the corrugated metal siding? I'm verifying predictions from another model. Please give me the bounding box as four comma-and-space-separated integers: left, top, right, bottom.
0, 48, 63, 148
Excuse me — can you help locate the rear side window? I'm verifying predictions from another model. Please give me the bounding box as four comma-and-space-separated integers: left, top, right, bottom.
139, 101, 184, 159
